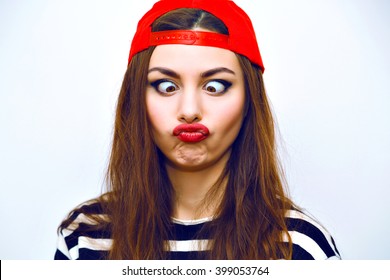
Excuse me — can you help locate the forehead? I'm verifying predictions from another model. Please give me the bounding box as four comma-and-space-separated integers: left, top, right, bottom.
149, 44, 242, 73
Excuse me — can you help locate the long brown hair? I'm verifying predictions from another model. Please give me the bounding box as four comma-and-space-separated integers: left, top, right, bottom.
61, 8, 294, 259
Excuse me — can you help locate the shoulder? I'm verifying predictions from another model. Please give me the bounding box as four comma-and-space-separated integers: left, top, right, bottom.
55, 200, 112, 260
285, 209, 341, 260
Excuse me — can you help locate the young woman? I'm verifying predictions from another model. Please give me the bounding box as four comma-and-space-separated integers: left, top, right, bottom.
55, 0, 340, 260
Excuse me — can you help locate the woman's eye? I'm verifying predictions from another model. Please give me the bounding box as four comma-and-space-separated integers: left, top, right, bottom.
204, 80, 232, 94
151, 80, 179, 94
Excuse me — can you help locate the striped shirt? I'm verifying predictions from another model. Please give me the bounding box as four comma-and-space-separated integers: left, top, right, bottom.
54, 202, 340, 260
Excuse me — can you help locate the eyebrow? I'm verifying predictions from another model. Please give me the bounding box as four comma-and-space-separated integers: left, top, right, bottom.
200, 67, 236, 78
148, 67, 180, 79
147, 67, 236, 79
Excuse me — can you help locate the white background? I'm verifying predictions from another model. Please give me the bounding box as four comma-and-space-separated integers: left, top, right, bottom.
0, 0, 389, 259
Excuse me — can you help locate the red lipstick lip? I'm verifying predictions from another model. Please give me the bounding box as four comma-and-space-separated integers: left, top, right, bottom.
173, 124, 210, 143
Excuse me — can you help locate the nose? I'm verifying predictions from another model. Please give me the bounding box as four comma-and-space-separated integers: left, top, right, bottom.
177, 88, 202, 123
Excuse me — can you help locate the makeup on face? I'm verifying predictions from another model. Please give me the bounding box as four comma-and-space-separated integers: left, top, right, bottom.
148, 67, 235, 97
173, 123, 210, 143
146, 44, 245, 170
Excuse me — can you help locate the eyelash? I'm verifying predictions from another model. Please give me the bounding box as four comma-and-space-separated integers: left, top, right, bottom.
149, 79, 232, 96
204, 79, 232, 95
150, 79, 178, 95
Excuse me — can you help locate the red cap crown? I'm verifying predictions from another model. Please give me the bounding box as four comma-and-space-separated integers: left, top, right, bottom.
128, 0, 264, 72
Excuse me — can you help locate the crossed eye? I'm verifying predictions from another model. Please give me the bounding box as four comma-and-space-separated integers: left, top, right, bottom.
152, 80, 231, 95
204, 81, 226, 93
156, 81, 178, 93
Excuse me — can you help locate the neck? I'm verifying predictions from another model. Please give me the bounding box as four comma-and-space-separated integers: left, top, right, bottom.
166, 153, 229, 220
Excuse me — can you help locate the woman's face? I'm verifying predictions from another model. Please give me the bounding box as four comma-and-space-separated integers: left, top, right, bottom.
146, 44, 245, 171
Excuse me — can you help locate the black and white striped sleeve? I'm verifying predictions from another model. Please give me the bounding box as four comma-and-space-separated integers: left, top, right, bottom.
285, 209, 340, 260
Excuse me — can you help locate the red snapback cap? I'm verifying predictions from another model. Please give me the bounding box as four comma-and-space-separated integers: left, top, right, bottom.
128, 0, 264, 72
